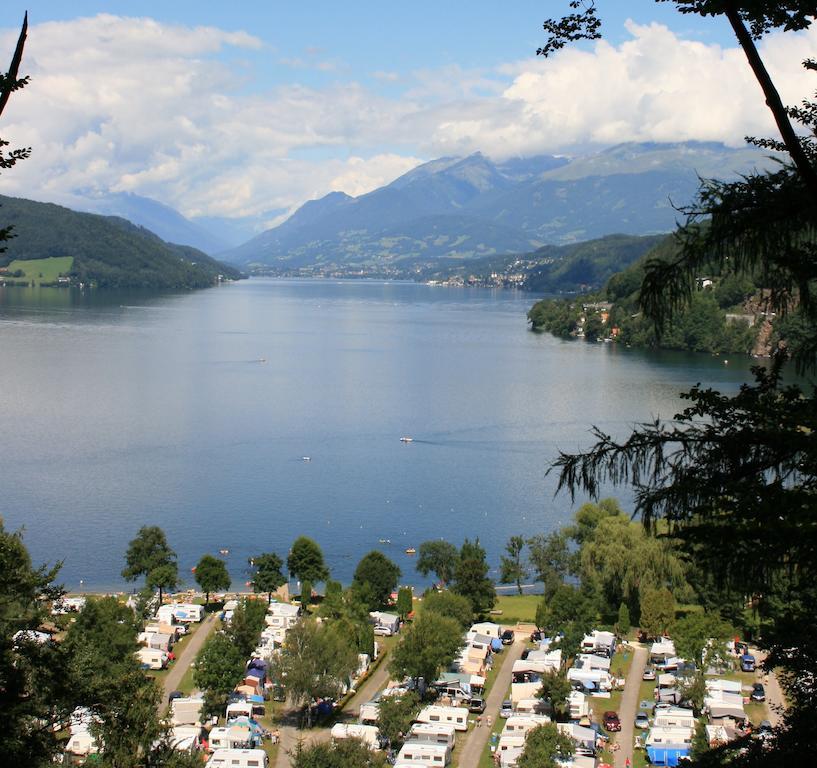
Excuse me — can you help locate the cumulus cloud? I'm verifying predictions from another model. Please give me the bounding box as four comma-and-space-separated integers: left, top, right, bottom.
0, 14, 813, 224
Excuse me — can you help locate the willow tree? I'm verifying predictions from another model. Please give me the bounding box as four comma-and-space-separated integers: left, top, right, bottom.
542, 2, 817, 764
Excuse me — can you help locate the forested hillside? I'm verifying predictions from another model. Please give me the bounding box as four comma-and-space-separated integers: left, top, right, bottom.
0, 195, 242, 289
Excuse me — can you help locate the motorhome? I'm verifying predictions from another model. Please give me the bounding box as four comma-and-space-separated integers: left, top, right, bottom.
206, 748, 268, 768
407, 722, 456, 749
396, 741, 451, 765
330, 723, 380, 749
416, 705, 468, 732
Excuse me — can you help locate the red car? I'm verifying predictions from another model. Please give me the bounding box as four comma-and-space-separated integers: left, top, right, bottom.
603, 711, 621, 732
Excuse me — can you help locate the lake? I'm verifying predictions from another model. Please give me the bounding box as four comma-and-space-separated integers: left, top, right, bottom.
0, 278, 754, 592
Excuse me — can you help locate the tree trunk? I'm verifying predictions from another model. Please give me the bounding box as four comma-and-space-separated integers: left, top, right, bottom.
724, 2, 817, 206
205, 591, 210, 606
268, 591, 272, 605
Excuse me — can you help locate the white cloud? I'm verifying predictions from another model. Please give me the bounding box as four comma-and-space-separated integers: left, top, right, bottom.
0, 14, 813, 226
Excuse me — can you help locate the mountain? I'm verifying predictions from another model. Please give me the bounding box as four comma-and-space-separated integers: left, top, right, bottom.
0, 194, 242, 289
221, 142, 779, 269
79, 192, 230, 254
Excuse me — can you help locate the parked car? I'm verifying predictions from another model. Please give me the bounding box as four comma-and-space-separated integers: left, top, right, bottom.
751, 683, 766, 702
501, 629, 515, 645
642, 666, 656, 681
469, 697, 486, 714
530, 629, 542, 642
635, 712, 650, 729
499, 700, 513, 718
603, 711, 621, 732
373, 625, 392, 636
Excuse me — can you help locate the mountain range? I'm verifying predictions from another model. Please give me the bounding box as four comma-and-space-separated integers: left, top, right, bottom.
218, 141, 780, 269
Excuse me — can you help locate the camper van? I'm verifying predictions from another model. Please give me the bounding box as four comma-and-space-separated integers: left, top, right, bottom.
170, 697, 204, 727
330, 723, 380, 749
136, 647, 168, 670
396, 741, 451, 765
206, 748, 268, 768
407, 722, 456, 749
416, 705, 468, 732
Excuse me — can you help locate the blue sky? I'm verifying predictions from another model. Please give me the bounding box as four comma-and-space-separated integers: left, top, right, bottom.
0, 3, 811, 227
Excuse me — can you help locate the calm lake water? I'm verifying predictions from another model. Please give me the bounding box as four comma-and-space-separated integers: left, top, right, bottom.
0, 278, 755, 592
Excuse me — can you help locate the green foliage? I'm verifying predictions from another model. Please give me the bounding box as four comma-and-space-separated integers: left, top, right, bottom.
677, 671, 708, 715
527, 530, 573, 599
0, 521, 70, 765
226, 598, 267, 658
389, 611, 463, 685
288, 536, 329, 584
193, 632, 246, 717
194, 554, 231, 605
452, 538, 495, 617
672, 611, 733, 668
421, 589, 474, 631
299, 579, 313, 607
269, 617, 358, 727
396, 586, 413, 621
691, 719, 711, 760
616, 602, 631, 636
536, 670, 572, 720
499, 535, 528, 594
317, 583, 375, 655
516, 722, 575, 768
290, 737, 388, 768
122, 526, 177, 604
416, 540, 460, 586
535, 584, 594, 662
252, 552, 286, 604
0, 194, 241, 288
352, 550, 401, 611
639, 586, 676, 639
376, 690, 421, 748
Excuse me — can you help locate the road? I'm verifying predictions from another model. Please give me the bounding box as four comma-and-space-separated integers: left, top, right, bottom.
456, 637, 525, 767
159, 613, 218, 711
754, 648, 786, 727
615, 643, 648, 768
274, 648, 394, 768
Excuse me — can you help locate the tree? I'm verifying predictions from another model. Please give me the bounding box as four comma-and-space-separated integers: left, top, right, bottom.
288, 536, 329, 584
269, 617, 358, 727
421, 589, 473, 631
536, 670, 572, 720
122, 526, 177, 604
396, 586, 413, 621
527, 530, 573, 598
194, 632, 246, 717
544, 0, 817, 747
299, 579, 313, 608
0, 520, 70, 766
452, 538, 495, 616
672, 611, 733, 669
499, 535, 528, 594
226, 598, 267, 658
0, 13, 31, 253
691, 719, 712, 759
352, 550, 401, 610
389, 611, 463, 685
376, 690, 421, 749
639, 586, 675, 639
194, 554, 230, 606
416, 540, 459, 586
290, 738, 388, 768
615, 602, 631, 637
516, 722, 575, 768
535, 584, 594, 663
252, 552, 286, 604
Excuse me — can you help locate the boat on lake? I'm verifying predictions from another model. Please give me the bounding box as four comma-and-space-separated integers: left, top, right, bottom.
405, 547, 416, 555
400, 436, 413, 443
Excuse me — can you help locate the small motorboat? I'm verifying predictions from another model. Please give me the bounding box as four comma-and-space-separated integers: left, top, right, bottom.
378, 538, 391, 544
400, 436, 414, 443
302, 456, 311, 462
405, 547, 416, 555
219, 548, 230, 555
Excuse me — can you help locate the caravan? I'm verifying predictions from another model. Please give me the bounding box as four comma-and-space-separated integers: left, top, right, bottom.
416, 705, 469, 732
396, 741, 451, 765
136, 647, 168, 670
206, 749, 268, 768
330, 723, 380, 749
407, 722, 456, 749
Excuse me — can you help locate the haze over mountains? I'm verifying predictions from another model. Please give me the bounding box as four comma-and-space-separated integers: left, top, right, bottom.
217, 141, 779, 270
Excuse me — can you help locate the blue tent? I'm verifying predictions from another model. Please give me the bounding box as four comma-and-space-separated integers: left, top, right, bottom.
647, 746, 690, 766
491, 638, 502, 651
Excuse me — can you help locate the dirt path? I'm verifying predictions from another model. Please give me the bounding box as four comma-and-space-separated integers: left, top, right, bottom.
614, 643, 647, 768
274, 650, 393, 768
754, 648, 786, 727
159, 613, 217, 711
456, 638, 525, 767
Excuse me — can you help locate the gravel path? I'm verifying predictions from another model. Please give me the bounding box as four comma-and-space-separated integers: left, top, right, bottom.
456, 638, 525, 767
754, 648, 787, 727
159, 613, 218, 711
615, 643, 648, 768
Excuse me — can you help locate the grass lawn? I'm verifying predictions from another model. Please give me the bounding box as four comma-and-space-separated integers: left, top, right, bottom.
493, 594, 540, 625
5, 256, 73, 285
